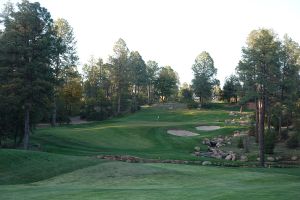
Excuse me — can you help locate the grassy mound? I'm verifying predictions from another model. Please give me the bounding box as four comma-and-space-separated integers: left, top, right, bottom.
0, 149, 102, 185
0, 161, 299, 200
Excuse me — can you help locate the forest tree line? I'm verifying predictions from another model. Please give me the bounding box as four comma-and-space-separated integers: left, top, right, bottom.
0, 1, 181, 149
1, 1, 300, 166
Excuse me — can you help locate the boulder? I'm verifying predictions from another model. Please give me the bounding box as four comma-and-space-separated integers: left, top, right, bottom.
202, 138, 210, 145
291, 156, 298, 161
240, 155, 248, 162
96, 155, 104, 159
202, 161, 212, 166
233, 131, 240, 137
194, 151, 201, 156
194, 146, 201, 152
211, 148, 218, 154
229, 111, 236, 116
214, 154, 223, 159
225, 154, 232, 160
275, 156, 282, 161
267, 156, 275, 162
231, 154, 236, 161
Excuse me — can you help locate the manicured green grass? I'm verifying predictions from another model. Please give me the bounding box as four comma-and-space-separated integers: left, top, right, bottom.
32, 107, 240, 159
0, 149, 102, 185
1, 105, 299, 200
1, 155, 299, 200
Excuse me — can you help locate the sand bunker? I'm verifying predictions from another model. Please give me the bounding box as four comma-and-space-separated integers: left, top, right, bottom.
167, 130, 199, 137
195, 126, 221, 131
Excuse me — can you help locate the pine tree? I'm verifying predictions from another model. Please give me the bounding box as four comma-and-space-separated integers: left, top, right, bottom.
237, 29, 281, 166
0, 1, 56, 149
52, 18, 78, 126
191, 51, 218, 103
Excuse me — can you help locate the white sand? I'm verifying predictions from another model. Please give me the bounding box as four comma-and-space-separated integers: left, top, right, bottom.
167, 130, 199, 137
195, 126, 221, 131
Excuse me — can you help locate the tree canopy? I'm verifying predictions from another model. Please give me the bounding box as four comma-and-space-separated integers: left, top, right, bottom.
192, 51, 218, 103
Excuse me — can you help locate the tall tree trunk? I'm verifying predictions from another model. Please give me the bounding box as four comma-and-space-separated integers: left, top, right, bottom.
117, 93, 121, 114
147, 84, 151, 104
266, 96, 271, 131
278, 114, 282, 139
255, 98, 259, 143
23, 108, 30, 150
134, 85, 137, 111
51, 98, 57, 127
286, 116, 289, 135
258, 97, 265, 167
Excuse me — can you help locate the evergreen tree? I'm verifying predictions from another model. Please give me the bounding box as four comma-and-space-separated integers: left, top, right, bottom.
236, 29, 281, 166
52, 18, 78, 126
191, 51, 217, 103
222, 75, 241, 103
154, 66, 179, 102
128, 51, 147, 111
108, 38, 130, 114
146, 60, 160, 104
0, 1, 56, 149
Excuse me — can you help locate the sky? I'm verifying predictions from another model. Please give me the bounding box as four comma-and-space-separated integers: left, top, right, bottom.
2, 0, 300, 86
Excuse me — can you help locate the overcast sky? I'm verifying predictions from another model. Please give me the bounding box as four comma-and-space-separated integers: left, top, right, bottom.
2, 0, 300, 86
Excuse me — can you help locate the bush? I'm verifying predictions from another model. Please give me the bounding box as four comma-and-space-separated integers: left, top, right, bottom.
280, 129, 289, 141
286, 134, 299, 149
187, 101, 198, 109
265, 130, 276, 154
237, 137, 244, 148
201, 103, 212, 109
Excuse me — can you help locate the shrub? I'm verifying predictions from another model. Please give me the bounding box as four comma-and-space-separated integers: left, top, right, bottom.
279, 129, 289, 141
187, 101, 198, 109
265, 130, 276, 154
201, 103, 212, 109
286, 134, 299, 149
237, 137, 244, 148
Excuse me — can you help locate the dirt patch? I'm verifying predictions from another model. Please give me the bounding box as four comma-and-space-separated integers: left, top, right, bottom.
196, 126, 221, 131
167, 130, 199, 137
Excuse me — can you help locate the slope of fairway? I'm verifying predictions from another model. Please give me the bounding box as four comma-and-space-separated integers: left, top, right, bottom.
0, 149, 103, 185
32, 107, 238, 159
1, 160, 299, 200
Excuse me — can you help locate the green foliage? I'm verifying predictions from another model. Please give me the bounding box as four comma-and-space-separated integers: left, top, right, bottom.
0, 0, 57, 148
192, 51, 218, 103
178, 83, 193, 102
154, 66, 179, 102
222, 75, 241, 103
128, 51, 147, 112
146, 60, 160, 104
186, 100, 198, 109
237, 137, 244, 148
265, 130, 276, 154
286, 133, 299, 149
108, 38, 130, 114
